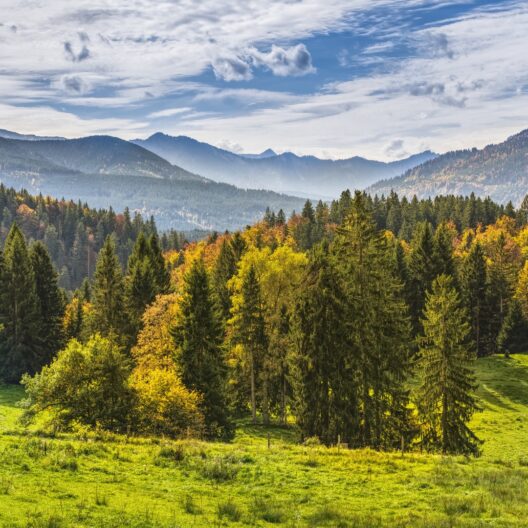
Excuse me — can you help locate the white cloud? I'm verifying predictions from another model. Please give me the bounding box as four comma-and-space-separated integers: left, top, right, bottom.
250, 44, 315, 77
148, 107, 192, 118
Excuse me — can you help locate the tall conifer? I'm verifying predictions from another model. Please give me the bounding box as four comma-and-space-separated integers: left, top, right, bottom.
417, 274, 480, 455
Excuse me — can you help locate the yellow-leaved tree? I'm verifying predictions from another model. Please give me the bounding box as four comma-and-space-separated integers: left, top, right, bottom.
129, 293, 203, 437
228, 244, 307, 424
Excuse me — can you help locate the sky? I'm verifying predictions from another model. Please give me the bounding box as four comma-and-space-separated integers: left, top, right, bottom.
0, 0, 527, 160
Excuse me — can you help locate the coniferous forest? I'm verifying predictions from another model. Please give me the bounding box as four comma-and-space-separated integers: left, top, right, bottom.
2, 186, 528, 526
1, 187, 527, 455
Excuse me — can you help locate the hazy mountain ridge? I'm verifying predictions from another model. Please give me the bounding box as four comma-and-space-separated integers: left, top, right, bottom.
133, 133, 437, 197
0, 135, 303, 230
368, 129, 528, 204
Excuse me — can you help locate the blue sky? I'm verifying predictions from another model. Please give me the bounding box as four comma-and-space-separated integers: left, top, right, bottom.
0, 0, 527, 159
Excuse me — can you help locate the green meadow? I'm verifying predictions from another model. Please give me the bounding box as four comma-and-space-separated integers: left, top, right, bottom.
1, 355, 528, 528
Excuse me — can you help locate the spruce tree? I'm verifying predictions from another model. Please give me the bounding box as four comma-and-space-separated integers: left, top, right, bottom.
148, 233, 170, 294
213, 238, 237, 322
171, 258, 232, 439
293, 242, 351, 444
417, 274, 481, 455
230, 264, 268, 424
497, 298, 528, 357
0, 225, 41, 382
407, 221, 439, 328
334, 192, 412, 449
126, 232, 156, 334
92, 236, 129, 343
30, 242, 65, 365
433, 222, 456, 278
459, 243, 488, 356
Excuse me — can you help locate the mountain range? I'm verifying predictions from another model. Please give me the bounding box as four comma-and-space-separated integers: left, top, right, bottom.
369, 129, 528, 205
132, 133, 436, 198
0, 135, 304, 231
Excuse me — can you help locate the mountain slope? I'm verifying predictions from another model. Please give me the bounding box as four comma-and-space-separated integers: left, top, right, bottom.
133, 133, 436, 198
0, 129, 64, 141
0, 136, 303, 231
368, 129, 528, 204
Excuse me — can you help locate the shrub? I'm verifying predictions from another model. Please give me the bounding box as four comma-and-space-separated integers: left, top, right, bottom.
21, 335, 134, 432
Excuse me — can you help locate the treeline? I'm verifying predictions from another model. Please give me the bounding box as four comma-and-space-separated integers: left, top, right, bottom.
6, 189, 528, 455
0, 184, 188, 290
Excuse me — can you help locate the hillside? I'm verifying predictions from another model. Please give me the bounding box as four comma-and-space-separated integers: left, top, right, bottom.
369, 129, 528, 204
133, 133, 436, 198
1, 354, 527, 527
0, 136, 304, 230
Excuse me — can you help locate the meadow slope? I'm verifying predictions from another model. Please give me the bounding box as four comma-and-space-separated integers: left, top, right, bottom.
1, 355, 528, 528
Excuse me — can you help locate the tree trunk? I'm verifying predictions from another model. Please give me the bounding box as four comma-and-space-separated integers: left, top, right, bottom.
250, 351, 257, 424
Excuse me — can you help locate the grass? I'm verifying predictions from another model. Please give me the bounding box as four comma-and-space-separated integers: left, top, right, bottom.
1, 355, 528, 526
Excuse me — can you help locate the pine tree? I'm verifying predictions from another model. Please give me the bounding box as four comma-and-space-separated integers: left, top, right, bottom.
30, 241, 65, 365
92, 236, 129, 343
417, 274, 481, 455
171, 258, 232, 439
230, 264, 268, 424
459, 243, 488, 357
0, 224, 41, 382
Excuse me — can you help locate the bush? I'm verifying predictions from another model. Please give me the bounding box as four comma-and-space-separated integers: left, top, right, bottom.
21, 335, 134, 432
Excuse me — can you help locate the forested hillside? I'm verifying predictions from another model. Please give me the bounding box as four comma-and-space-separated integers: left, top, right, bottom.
369, 129, 528, 204
2, 185, 527, 456
0, 136, 304, 230
0, 185, 191, 290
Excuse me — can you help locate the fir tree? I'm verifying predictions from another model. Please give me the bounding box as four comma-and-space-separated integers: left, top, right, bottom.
417, 274, 481, 455
213, 238, 237, 322
407, 221, 439, 328
30, 241, 65, 365
171, 258, 232, 439
230, 264, 268, 424
92, 236, 129, 343
293, 242, 351, 444
0, 225, 41, 382
148, 233, 170, 294
497, 298, 528, 357
334, 192, 412, 449
459, 243, 488, 357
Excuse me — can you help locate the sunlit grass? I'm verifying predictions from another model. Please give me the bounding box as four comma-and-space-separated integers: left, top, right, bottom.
1, 355, 528, 526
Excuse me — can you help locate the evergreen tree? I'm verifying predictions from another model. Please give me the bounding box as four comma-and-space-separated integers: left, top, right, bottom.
148, 233, 170, 294
433, 222, 456, 278
213, 238, 237, 321
293, 243, 352, 444
334, 192, 412, 448
497, 298, 528, 357
92, 236, 129, 343
0, 225, 41, 382
417, 275, 481, 455
171, 259, 232, 439
230, 264, 268, 424
407, 221, 439, 328
459, 243, 488, 356
126, 232, 156, 334
30, 242, 65, 365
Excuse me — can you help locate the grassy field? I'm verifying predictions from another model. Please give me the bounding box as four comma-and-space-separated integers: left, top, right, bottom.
1, 355, 528, 527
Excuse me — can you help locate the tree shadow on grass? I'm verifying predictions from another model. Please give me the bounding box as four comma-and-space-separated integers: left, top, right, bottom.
477, 355, 528, 408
